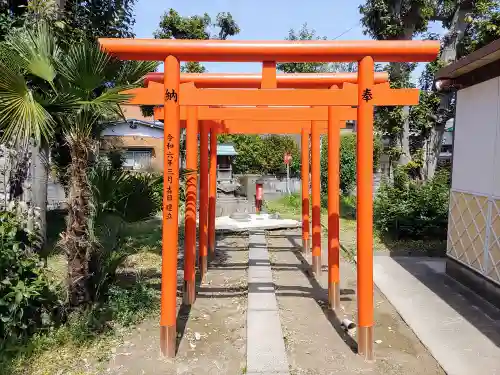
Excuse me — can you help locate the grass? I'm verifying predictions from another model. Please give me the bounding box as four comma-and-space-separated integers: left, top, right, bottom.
1, 214, 166, 375
265, 192, 446, 260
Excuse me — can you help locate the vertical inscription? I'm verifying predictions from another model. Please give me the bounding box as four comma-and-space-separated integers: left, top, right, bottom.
165, 133, 174, 220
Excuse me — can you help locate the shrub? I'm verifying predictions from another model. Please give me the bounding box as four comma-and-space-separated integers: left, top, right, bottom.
89, 213, 130, 301
87, 164, 162, 301
0, 208, 59, 350
90, 163, 162, 223
321, 133, 383, 195
321, 134, 356, 195
374, 169, 450, 241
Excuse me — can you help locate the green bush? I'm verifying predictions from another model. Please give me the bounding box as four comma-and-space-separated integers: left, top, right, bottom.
321, 134, 356, 195
90, 163, 162, 223
0, 209, 59, 351
374, 169, 450, 240
321, 133, 383, 195
89, 213, 130, 301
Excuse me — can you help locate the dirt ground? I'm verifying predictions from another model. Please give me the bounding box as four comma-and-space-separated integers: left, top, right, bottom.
266, 229, 445, 375
101, 234, 249, 375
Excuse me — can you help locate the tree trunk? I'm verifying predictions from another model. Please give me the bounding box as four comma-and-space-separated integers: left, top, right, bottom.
397, 105, 412, 165
31, 143, 49, 244
392, 3, 420, 167
423, 2, 472, 180
62, 137, 93, 306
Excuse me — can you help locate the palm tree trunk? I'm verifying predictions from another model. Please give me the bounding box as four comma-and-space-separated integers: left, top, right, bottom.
62, 137, 93, 306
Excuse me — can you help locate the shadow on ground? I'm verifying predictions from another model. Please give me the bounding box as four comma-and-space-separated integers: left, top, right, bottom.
389, 255, 500, 349
266, 230, 359, 353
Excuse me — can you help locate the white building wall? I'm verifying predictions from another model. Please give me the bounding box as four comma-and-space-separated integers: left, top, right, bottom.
448, 76, 500, 285
452, 77, 499, 195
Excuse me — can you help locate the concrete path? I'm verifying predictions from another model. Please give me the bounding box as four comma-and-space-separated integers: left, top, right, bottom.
247, 230, 290, 375
373, 256, 500, 375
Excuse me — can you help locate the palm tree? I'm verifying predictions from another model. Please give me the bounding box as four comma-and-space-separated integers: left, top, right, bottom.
0, 22, 157, 305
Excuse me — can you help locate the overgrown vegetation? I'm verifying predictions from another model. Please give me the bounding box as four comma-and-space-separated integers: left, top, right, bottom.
0, 206, 61, 353
374, 169, 450, 242
0, 2, 187, 373
321, 133, 383, 195
0, 160, 164, 373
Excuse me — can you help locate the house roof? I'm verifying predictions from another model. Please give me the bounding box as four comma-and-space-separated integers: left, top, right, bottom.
217, 144, 238, 156
103, 119, 164, 130
436, 38, 500, 88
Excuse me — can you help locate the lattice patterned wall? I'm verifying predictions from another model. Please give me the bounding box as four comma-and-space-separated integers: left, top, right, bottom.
447, 190, 500, 286
487, 199, 500, 283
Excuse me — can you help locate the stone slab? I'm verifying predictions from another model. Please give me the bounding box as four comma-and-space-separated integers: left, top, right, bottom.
248, 290, 278, 311
247, 232, 290, 375
246, 310, 290, 374
214, 214, 300, 233
248, 266, 273, 283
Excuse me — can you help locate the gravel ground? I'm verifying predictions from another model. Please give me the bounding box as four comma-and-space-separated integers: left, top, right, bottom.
267, 229, 445, 375
103, 234, 249, 375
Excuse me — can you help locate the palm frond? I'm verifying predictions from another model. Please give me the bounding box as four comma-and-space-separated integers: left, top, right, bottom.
75, 85, 135, 123
56, 40, 112, 98
33, 91, 81, 115
0, 60, 54, 145
115, 60, 160, 85
3, 22, 60, 84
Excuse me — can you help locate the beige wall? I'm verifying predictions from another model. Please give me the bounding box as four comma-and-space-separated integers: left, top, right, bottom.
447, 191, 488, 274
101, 135, 164, 171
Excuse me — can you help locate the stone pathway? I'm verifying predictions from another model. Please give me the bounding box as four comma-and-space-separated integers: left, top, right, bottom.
373, 256, 500, 375
246, 230, 289, 374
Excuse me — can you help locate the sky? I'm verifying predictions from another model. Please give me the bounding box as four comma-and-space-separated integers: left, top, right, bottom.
133, 0, 446, 83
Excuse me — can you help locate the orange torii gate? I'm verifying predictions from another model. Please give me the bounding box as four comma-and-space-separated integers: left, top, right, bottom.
99, 38, 440, 360
124, 77, 415, 310
125, 76, 399, 272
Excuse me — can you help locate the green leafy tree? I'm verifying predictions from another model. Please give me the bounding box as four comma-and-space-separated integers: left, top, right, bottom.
217, 134, 265, 174
0, 0, 143, 245
0, 23, 156, 306
62, 0, 136, 42
0, 1, 24, 39
261, 135, 300, 176
154, 8, 240, 74
151, 8, 241, 163
277, 23, 358, 74
359, 0, 436, 168
359, 0, 500, 180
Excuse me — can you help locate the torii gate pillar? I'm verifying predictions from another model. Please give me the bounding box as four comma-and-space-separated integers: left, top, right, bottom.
356, 56, 375, 361
160, 55, 181, 357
